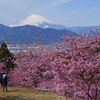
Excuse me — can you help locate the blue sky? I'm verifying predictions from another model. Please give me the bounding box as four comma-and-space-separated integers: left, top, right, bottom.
0, 0, 100, 27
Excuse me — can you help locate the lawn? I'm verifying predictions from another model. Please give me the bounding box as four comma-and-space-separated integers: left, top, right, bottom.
0, 85, 70, 100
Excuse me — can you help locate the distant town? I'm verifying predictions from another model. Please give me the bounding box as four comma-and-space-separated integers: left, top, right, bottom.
7, 42, 61, 54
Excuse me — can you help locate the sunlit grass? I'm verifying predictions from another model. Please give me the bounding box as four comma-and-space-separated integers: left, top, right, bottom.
0, 85, 70, 100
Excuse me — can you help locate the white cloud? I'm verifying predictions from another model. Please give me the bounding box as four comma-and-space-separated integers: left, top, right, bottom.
0, 0, 20, 6
0, 0, 72, 25
46, 0, 71, 7
0, 0, 71, 12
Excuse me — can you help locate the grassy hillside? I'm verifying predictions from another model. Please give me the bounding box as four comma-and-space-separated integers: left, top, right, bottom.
0, 86, 70, 100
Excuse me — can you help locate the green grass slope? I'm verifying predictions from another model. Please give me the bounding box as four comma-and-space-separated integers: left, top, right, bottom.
0, 86, 70, 100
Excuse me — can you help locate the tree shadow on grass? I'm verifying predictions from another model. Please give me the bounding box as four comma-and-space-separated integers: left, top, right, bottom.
0, 96, 25, 100
0, 96, 36, 100
8, 90, 20, 92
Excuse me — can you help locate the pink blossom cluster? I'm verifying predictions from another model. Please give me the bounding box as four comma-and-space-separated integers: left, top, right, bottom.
2, 29, 100, 100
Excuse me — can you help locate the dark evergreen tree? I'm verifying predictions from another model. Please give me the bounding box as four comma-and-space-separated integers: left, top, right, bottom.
0, 42, 15, 71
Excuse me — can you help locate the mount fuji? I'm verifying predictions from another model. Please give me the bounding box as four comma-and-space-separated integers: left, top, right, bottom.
0, 14, 78, 46
9, 14, 66, 29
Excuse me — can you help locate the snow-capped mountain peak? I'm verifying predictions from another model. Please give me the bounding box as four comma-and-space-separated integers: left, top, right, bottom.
9, 14, 54, 27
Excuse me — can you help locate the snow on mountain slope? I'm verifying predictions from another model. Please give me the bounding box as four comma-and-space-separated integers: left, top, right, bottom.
9, 14, 54, 27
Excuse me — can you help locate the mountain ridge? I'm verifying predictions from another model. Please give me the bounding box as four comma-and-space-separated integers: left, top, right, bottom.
8, 14, 99, 35
9, 14, 54, 28
9, 14, 67, 29
0, 24, 77, 46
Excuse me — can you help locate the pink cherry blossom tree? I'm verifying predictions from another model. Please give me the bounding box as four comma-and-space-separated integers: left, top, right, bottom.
51, 31, 100, 100
7, 28, 100, 100
8, 46, 56, 90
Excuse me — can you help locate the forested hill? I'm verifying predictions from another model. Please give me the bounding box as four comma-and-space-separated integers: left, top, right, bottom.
0, 24, 77, 45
